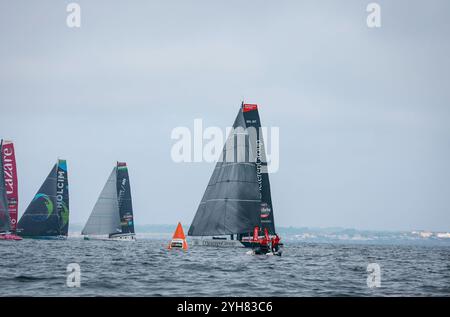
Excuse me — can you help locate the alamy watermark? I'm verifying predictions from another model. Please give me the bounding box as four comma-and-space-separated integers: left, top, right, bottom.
170, 119, 280, 173
366, 3, 381, 28
66, 263, 81, 287
366, 263, 381, 288
64, 4, 381, 30
66, 3, 81, 28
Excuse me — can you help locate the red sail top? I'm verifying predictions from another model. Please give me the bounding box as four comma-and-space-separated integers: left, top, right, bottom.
1, 141, 18, 231
243, 104, 258, 112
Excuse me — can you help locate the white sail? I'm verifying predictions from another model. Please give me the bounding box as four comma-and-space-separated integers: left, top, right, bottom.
82, 168, 121, 236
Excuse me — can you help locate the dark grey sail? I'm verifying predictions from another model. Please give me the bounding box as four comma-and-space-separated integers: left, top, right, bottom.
242, 105, 276, 235
189, 103, 276, 236
0, 140, 11, 233
116, 162, 135, 234
17, 161, 68, 238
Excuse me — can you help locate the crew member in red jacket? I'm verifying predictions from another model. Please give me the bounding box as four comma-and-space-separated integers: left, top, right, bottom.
271, 235, 280, 253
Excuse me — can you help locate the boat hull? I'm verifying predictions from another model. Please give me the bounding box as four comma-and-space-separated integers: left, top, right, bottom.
240, 241, 261, 248
0, 233, 23, 241
241, 240, 284, 249
84, 233, 136, 241
19, 235, 67, 240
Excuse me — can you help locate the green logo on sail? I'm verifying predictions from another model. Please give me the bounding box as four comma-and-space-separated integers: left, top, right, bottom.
30, 194, 54, 221
60, 202, 69, 227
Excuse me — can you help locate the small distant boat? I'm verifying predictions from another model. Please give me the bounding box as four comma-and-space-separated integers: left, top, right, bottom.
82, 162, 136, 241
188, 103, 281, 249
16, 159, 69, 240
168, 222, 188, 250
0, 140, 22, 241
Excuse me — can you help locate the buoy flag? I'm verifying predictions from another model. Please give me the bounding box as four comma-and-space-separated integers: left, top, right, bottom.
168, 222, 188, 250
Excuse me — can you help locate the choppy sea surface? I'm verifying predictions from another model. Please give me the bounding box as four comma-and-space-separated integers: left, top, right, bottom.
1, 239, 449, 296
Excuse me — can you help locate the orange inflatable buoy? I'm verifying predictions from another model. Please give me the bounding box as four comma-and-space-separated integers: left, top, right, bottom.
168, 222, 188, 250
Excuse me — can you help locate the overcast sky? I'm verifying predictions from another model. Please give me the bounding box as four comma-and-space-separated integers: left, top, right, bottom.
1, 0, 449, 231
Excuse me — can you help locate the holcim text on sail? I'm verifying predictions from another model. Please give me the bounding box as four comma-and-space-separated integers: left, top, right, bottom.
56, 170, 65, 211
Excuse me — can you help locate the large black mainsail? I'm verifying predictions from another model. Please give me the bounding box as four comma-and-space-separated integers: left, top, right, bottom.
116, 162, 135, 235
188, 103, 276, 237
82, 162, 135, 240
0, 140, 11, 233
17, 159, 69, 238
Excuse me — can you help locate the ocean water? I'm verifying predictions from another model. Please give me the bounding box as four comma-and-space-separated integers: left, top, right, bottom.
1, 239, 449, 296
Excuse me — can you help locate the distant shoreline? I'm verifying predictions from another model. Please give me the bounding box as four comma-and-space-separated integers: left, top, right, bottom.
66, 224, 450, 246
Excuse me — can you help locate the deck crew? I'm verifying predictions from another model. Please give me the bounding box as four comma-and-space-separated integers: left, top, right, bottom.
271, 234, 280, 253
